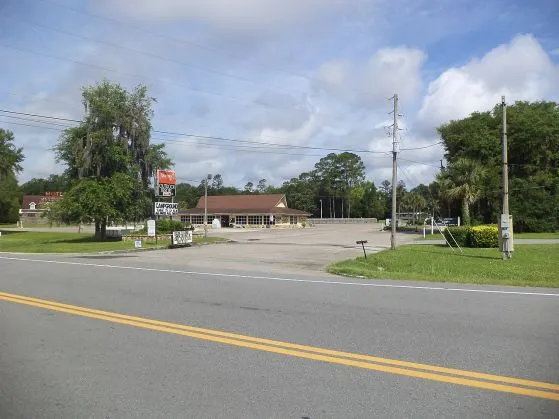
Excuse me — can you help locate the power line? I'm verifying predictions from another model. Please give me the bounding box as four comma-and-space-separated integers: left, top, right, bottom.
400, 141, 442, 151
0, 108, 397, 154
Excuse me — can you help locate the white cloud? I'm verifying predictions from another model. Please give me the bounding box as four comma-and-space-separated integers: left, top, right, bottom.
314, 47, 427, 109
91, 0, 352, 31
418, 34, 559, 127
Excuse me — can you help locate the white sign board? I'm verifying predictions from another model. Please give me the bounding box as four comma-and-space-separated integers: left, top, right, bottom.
147, 219, 156, 237
155, 202, 178, 215
172, 230, 193, 246
134, 240, 142, 248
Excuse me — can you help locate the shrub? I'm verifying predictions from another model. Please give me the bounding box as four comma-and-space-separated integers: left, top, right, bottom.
155, 219, 189, 233
470, 224, 498, 248
443, 226, 472, 247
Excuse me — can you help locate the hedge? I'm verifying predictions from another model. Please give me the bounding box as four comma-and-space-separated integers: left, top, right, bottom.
443, 225, 499, 248
470, 225, 499, 248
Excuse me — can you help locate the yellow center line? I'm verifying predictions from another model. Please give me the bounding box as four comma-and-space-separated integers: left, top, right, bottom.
1, 292, 558, 401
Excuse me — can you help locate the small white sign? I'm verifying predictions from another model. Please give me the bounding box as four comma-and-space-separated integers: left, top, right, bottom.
172, 230, 193, 246
147, 219, 156, 237
134, 240, 142, 248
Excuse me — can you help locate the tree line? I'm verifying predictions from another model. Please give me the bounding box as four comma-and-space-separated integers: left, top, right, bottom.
2, 78, 557, 236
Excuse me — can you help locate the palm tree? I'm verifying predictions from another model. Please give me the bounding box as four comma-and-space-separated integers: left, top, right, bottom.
443, 158, 486, 225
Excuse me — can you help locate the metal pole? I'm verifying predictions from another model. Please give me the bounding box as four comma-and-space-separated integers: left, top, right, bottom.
390, 94, 399, 250
320, 199, 323, 218
204, 177, 208, 238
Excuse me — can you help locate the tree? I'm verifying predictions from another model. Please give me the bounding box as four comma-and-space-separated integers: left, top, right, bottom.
0, 173, 22, 223
441, 158, 486, 226
257, 178, 267, 193
244, 181, 254, 193
53, 79, 171, 240
20, 174, 71, 195
313, 152, 365, 217
438, 100, 559, 231
0, 129, 24, 223
211, 174, 223, 190
0, 129, 24, 181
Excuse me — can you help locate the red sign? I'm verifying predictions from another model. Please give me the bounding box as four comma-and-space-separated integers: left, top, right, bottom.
45, 191, 63, 197
157, 170, 176, 185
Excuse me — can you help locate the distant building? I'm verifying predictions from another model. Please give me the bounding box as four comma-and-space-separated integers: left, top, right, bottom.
174, 194, 311, 228
20, 192, 63, 224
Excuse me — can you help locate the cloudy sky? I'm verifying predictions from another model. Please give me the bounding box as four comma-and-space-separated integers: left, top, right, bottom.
1, 0, 558, 189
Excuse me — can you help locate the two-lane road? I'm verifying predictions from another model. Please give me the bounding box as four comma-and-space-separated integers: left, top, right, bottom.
1, 254, 558, 418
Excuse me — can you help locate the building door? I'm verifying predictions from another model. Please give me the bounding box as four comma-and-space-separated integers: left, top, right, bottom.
221, 215, 230, 227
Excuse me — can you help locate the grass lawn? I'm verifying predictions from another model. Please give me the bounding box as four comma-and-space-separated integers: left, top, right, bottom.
328, 244, 559, 288
0, 231, 228, 253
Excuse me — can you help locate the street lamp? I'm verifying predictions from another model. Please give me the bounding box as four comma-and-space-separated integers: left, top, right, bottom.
204, 174, 212, 238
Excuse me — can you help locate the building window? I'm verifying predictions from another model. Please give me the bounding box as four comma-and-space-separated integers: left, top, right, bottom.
207, 215, 215, 223
180, 215, 189, 223
29, 202, 36, 210
290, 216, 298, 225
191, 215, 203, 224
236, 215, 247, 225
248, 215, 262, 225
263, 215, 275, 225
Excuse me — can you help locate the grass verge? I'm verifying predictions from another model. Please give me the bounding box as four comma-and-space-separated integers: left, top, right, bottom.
0, 231, 228, 253
327, 244, 559, 288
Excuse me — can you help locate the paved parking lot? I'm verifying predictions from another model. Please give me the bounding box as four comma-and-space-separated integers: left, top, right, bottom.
130, 224, 420, 276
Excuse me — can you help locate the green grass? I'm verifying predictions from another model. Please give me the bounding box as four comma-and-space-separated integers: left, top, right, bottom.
328, 244, 559, 288
0, 231, 228, 253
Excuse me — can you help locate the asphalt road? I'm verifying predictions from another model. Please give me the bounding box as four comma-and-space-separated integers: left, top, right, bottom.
1, 253, 558, 418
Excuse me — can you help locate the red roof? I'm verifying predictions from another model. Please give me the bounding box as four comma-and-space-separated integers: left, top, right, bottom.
183, 194, 310, 215
195, 194, 286, 210
21, 195, 62, 210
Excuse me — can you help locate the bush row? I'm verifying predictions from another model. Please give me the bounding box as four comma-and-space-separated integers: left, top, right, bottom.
135, 219, 191, 234
443, 225, 499, 248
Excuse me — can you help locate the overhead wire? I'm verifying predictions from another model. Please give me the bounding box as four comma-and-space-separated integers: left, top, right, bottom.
0, 108, 411, 154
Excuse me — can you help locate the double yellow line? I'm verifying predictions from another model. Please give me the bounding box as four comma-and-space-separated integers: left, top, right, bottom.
1, 291, 558, 401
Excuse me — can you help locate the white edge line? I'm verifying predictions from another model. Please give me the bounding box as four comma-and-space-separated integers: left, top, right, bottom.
0, 255, 558, 297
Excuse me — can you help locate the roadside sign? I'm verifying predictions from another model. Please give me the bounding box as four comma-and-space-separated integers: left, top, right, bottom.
134, 240, 142, 248
147, 219, 156, 237
156, 169, 176, 197
155, 202, 178, 215
172, 230, 193, 246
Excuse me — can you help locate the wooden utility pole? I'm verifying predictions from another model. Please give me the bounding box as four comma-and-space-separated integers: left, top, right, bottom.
502, 96, 509, 216
500, 96, 513, 259
390, 94, 399, 250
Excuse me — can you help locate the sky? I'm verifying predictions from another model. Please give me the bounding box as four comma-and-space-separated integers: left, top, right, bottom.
1, 0, 558, 189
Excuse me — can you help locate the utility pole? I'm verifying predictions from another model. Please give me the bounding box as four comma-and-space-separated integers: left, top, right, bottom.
500, 96, 513, 259
389, 94, 400, 250
204, 174, 212, 238
502, 96, 509, 216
